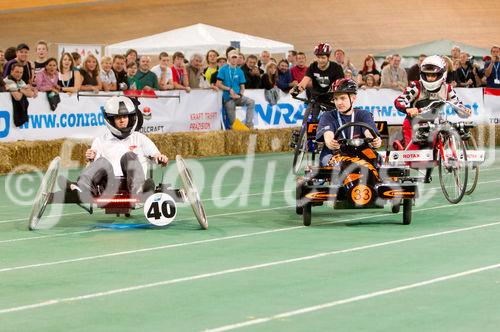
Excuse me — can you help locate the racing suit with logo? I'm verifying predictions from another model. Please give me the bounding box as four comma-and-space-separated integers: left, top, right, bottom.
394, 80, 469, 150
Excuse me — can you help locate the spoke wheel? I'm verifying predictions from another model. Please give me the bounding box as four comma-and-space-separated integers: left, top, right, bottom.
28, 157, 60, 230
438, 130, 468, 204
292, 126, 307, 175
176, 155, 208, 230
464, 135, 479, 195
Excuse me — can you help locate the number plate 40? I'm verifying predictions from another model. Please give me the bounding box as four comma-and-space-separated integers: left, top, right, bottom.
144, 193, 177, 226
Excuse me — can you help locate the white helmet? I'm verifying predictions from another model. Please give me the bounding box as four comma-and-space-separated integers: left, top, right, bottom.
103, 96, 140, 139
420, 55, 447, 91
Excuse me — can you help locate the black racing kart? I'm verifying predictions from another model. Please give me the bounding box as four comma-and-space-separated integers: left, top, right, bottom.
296, 122, 419, 226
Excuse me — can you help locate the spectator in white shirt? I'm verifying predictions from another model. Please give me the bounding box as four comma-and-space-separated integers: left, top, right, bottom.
151, 52, 174, 91
100, 56, 117, 91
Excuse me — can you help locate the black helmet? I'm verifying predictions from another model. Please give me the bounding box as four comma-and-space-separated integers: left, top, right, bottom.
329, 78, 358, 95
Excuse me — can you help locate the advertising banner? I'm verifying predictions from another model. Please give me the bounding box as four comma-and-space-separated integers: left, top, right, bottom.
484, 88, 500, 124
0, 91, 222, 142
353, 88, 485, 125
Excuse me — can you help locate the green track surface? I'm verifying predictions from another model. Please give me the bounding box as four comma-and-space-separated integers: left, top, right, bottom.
1, 151, 499, 331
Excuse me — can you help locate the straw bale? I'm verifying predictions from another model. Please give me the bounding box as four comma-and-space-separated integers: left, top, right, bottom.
3, 126, 496, 175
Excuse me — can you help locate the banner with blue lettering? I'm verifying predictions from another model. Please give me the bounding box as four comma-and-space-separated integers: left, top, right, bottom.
239, 90, 307, 129
239, 88, 486, 129
0, 90, 222, 142
353, 88, 485, 124
0, 88, 493, 142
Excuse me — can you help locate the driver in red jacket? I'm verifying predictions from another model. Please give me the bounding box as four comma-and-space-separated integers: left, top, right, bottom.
394, 55, 471, 150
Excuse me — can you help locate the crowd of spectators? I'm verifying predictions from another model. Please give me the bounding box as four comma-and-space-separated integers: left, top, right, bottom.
0, 41, 498, 127
1, 42, 499, 96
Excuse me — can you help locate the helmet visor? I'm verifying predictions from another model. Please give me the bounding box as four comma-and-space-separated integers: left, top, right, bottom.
420, 64, 442, 74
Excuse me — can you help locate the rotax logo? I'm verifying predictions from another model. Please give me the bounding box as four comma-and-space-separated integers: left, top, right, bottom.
0, 110, 10, 139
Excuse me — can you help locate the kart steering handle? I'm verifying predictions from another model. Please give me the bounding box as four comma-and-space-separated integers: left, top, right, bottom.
419, 100, 463, 115
290, 93, 309, 103
290, 92, 333, 109
334, 122, 379, 141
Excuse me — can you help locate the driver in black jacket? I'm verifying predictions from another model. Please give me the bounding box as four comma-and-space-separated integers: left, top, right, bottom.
316, 79, 381, 166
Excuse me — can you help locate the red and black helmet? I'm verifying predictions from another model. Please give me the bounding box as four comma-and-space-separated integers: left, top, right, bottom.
314, 43, 332, 56
329, 78, 358, 95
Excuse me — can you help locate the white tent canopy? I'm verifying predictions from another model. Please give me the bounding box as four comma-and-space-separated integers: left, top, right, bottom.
105, 23, 294, 57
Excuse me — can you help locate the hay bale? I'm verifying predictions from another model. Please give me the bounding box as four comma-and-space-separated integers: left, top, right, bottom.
191, 131, 226, 157
223, 130, 252, 155
255, 128, 294, 153
0, 145, 12, 173
3, 125, 497, 175
7, 140, 63, 171
150, 133, 181, 159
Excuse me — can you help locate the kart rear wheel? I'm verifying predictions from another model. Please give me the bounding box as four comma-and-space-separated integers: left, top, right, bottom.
303, 203, 312, 226
176, 155, 208, 230
438, 130, 468, 204
391, 199, 401, 214
28, 157, 60, 231
402, 199, 412, 225
292, 126, 307, 175
464, 135, 479, 195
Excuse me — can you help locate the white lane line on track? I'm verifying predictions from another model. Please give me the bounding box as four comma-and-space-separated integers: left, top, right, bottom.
0, 211, 89, 225
0, 220, 499, 315
0, 216, 295, 273
0, 187, 292, 225
0, 205, 294, 244
204, 262, 500, 332
0, 205, 296, 247
1, 167, 500, 226
0, 230, 103, 244
1, 196, 500, 273
204, 190, 288, 202
1, 174, 499, 245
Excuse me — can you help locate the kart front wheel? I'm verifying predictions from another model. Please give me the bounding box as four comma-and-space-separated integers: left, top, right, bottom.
402, 199, 412, 225
176, 155, 208, 230
28, 157, 60, 231
296, 178, 304, 215
303, 203, 312, 226
391, 199, 401, 213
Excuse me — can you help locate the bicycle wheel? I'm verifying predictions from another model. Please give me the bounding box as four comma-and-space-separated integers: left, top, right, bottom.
292, 125, 307, 174
438, 129, 468, 204
464, 135, 479, 195
176, 155, 208, 230
28, 157, 60, 230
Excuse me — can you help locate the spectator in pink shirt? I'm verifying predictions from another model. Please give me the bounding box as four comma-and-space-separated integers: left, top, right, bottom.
35, 58, 59, 93
35, 57, 61, 110
290, 52, 308, 83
